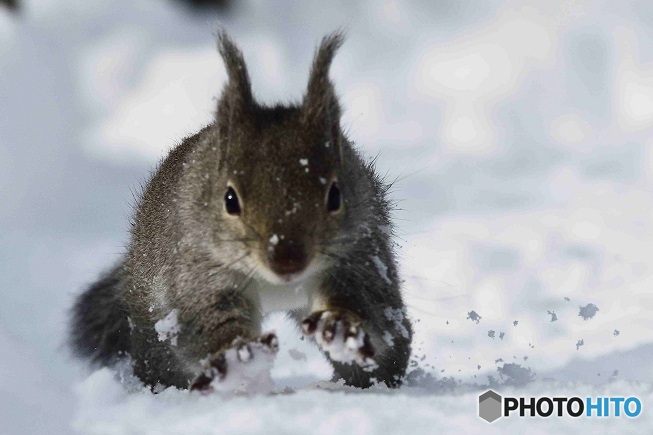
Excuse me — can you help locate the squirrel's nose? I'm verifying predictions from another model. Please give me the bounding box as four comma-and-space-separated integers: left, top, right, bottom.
267, 239, 308, 276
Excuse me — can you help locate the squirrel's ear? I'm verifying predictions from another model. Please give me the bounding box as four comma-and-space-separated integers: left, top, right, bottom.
216, 30, 254, 133
302, 32, 344, 145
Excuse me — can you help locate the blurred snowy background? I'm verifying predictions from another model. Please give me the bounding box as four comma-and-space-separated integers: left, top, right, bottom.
1, 0, 653, 433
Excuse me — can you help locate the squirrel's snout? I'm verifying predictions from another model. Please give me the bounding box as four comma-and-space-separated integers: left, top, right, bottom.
267, 239, 308, 277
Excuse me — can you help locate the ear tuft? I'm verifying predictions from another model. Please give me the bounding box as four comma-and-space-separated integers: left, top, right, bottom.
217, 30, 253, 106
303, 31, 345, 128
215, 29, 255, 143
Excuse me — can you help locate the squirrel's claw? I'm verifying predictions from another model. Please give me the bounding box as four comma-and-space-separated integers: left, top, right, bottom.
190, 332, 278, 393
190, 353, 228, 392
302, 310, 376, 367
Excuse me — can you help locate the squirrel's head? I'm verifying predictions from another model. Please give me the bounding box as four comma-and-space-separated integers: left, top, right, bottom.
208, 31, 348, 284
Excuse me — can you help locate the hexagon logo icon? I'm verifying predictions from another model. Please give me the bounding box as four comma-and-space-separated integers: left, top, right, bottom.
479, 390, 502, 423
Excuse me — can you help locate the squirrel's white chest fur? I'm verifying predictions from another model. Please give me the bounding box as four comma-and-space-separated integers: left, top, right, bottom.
250, 273, 322, 314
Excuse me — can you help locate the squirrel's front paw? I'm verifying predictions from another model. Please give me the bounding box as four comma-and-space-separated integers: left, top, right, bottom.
190, 332, 278, 393
302, 310, 375, 367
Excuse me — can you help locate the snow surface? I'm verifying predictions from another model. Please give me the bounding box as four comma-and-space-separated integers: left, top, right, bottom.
72, 371, 653, 435
2, 0, 653, 433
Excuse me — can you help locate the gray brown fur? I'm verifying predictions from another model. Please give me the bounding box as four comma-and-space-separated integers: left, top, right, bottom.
70, 31, 412, 389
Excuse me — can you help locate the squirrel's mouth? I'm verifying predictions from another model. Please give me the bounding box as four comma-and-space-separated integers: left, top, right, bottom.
275, 271, 305, 284
257, 262, 316, 286
253, 250, 322, 286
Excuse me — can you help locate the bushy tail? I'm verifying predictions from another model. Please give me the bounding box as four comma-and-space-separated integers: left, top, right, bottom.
69, 263, 131, 366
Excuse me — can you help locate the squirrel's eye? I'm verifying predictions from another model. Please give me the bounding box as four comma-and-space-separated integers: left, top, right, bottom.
224, 187, 241, 215
326, 181, 341, 213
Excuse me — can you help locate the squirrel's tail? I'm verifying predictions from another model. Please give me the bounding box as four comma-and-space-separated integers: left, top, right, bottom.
69, 262, 131, 366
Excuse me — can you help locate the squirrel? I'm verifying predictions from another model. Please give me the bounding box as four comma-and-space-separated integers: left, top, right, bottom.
69, 31, 412, 391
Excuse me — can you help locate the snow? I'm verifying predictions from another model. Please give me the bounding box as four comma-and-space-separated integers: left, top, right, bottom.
203, 338, 277, 395
288, 348, 307, 361
155, 309, 181, 347
370, 255, 391, 284
382, 331, 394, 347
2, 0, 653, 433
72, 372, 653, 434
579, 303, 600, 321
467, 311, 482, 324
383, 307, 410, 340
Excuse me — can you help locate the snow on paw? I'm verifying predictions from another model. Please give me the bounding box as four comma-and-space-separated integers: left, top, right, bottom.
190, 332, 278, 394
301, 310, 375, 367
